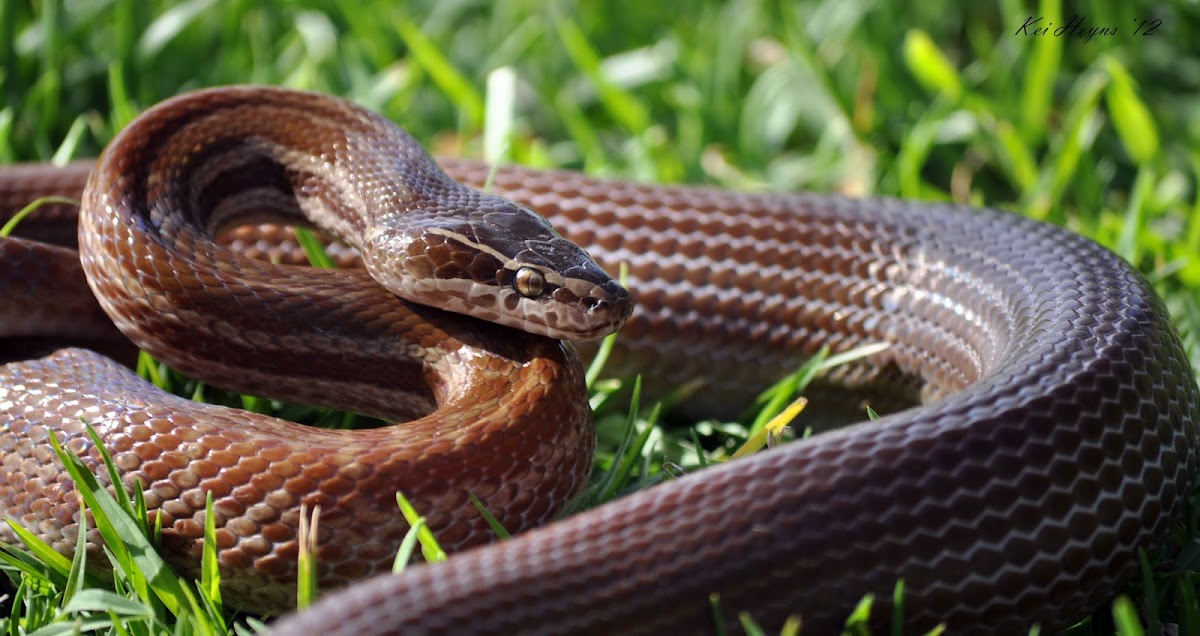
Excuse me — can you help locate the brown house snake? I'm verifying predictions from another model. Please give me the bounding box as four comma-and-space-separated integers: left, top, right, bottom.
0, 86, 1196, 634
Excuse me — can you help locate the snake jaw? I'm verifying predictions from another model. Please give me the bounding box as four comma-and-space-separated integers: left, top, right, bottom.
540, 269, 634, 339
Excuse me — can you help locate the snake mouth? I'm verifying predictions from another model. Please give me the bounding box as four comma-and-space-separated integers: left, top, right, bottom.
539, 277, 634, 340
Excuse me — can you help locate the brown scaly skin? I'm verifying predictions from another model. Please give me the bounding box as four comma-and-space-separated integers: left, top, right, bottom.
0, 86, 1196, 634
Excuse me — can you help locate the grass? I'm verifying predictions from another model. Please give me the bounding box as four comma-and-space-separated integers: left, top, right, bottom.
1, 0, 1199, 634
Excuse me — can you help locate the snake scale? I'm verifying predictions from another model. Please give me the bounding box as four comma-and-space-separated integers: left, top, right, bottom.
0, 86, 1196, 635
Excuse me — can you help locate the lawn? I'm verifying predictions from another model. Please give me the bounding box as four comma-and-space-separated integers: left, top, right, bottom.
1, 0, 1198, 634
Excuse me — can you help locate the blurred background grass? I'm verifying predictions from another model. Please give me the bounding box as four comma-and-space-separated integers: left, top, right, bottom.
2, 0, 1200, 633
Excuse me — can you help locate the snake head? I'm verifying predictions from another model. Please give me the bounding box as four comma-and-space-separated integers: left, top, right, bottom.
363, 194, 633, 341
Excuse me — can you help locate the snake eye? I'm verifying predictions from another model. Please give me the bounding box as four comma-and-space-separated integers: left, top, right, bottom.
513, 267, 546, 298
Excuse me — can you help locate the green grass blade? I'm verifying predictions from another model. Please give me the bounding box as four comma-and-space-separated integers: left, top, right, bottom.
1019, 0, 1061, 141
47, 427, 192, 616
393, 13, 484, 128
1177, 565, 1200, 635
553, 13, 650, 136
1136, 549, 1159, 636
736, 611, 765, 636
600, 401, 660, 501
903, 30, 962, 101
1103, 55, 1159, 166
730, 397, 805, 460
467, 492, 511, 540
746, 347, 827, 433
2, 523, 73, 583
484, 66, 516, 166
295, 505, 318, 610
0, 196, 78, 237
892, 579, 905, 636
0, 108, 15, 163
1026, 69, 1106, 220
199, 491, 222, 615
49, 115, 85, 165
842, 593, 875, 636
709, 594, 726, 636
81, 421, 138, 524
62, 511, 89, 606
61, 589, 154, 618
395, 492, 446, 564
392, 516, 423, 574
1111, 595, 1144, 636
290, 227, 335, 269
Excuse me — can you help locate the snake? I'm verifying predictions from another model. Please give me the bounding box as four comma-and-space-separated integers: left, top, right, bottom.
0, 86, 1196, 635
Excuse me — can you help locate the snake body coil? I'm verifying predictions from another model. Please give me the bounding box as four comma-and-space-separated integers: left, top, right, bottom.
0, 87, 1197, 635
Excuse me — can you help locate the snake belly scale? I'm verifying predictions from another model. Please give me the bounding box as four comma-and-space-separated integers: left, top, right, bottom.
0, 86, 1196, 635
